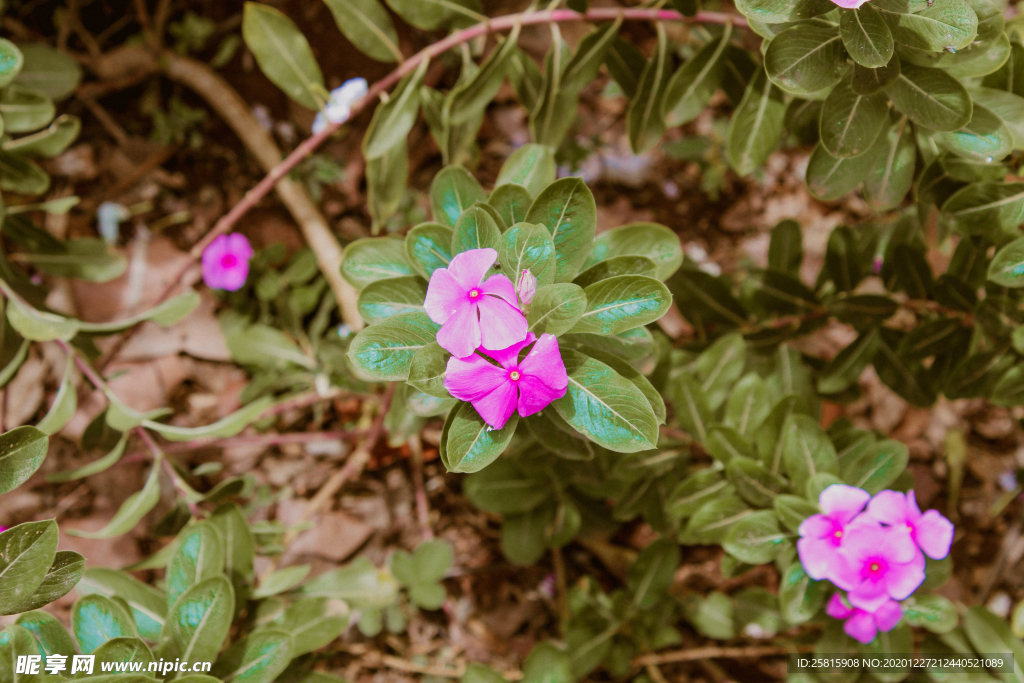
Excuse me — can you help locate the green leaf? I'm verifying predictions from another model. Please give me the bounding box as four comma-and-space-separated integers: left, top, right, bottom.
817, 329, 879, 395
569, 275, 671, 336
463, 663, 509, 683
366, 141, 407, 228
840, 439, 908, 494
819, 76, 890, 158
209, 503, 255, 586
347, 311, 439, 381
72, 594, 138, 653
93, 637, 154, 670
407, 342, 451, 398
78, 567, 166, 641
605, 38, 646, 98
765, 24, 846, 95
9, 551, 84, 614
727, 456, 788, 507
725, 374, 773, 438
695, 332, 747, 411
874, 0, 978, 52
668, 470, 734, 518
626, 25, 671, 153
75, 291, 199, 333
17, 237, 126, 283
3, 114, 80, 157
733, 0, 833, 24
531, 35, 574, 147
852, 55, 902, 95
934, 103, 1013, 163
501, 505, 551, 565
357, 275, 427, 323
970, 88, 1024, 152
671, 373, 712, 443
562, 19, 622, 93
525, 178, 597, 283
864, 117, 915, 211
0, 425, 47, 495
823, 226, 863, 293
159, 576, 235, 664
727, 66, 787, 175
404, 222, 453, 279
15, 609, 76, 657
383, 0, 481, 30
241, 4, 325, 109
442, 402, 518, 473
0, 39, 24, 89
663, 24, 732, 127
213, 629, 293, 683
583, 346, 666, 424
495, 145, 554, 199
805, 137, 880, 201
13, 44, 81, 101
768, 219, 803, 275
989, 237, 1024, 287
498, 222, 556, 290
840, 6, 895, 68
553, 349, 659, 453
680, 495, 752, 544
451, 204, 501, 254
873, 330, 937, 407
521, 643, 572, 683
3, 292, 78, 341
340, 237, 414, 289
431, 166, 486, 228
963, 606, 1024, 683
780, 414, 838, 492
779, 563, 826, 624
269, 597, 346, 656
167, 522, 225, 607
463, 459, 552, 515
0, 521, 58, 615
573, 255, 657, 289
321, 0, 400, 63
527, 283, 587, 336
0, 85, 53, 133
886, 63, 972, 132
904, 595, 957, 633
67, 462, 161, 538
581, 222, 683, 281
489, 184, 534, 228
943, 182, 1024, 236
449, 27, 520, 126
774, 494, 820, 532
0, 149, 50, 195
363, 58, 428, 159
723, 510, 789, 564
627, 539, 680, 608
143, 396, 273, 442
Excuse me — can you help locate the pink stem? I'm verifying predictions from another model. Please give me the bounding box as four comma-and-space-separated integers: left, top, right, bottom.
189, 7, 745, 257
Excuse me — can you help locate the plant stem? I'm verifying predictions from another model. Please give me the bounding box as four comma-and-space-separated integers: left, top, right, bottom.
634, 643, 816, 666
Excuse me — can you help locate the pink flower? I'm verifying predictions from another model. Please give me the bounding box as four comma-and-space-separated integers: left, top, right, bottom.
829, 0, 869, 7
516, 269, 537, 306
424, 248, 528, 359
831, 522, 923, 611
797, 484, 873, 582
444, 332, 568, 429
865, 490, 954, 561
826, 593, 903, 644
202, 234, 253, 292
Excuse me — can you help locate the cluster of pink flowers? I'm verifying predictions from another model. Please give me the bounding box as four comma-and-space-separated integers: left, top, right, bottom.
798, 485, 954, 644
425, 248, 567, 429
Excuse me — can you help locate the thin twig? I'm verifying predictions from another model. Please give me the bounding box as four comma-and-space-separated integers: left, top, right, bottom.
161, 428, 367, 453
634, 644, 816, 666
407, 433, 433, 539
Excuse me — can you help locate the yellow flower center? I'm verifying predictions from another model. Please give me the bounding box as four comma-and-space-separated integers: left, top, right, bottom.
870, 562, 880, 572
834, 530, 843, 539
510, 370, 521, 381
469, 289, 480, 298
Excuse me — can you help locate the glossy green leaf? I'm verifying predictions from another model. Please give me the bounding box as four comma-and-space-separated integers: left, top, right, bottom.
723, 510, 789, 564
407, 342, 451, 398
93, 637, 154, 670
781, 414, 839, 492
531, 36, 575, 147
159, 576, 234, 663
495, 144, 554, 198
727, 456, 788, 507
488, 184, 534, 228
663, 24, 732, 126
3, 291, 78, 341
3, 114, 79, 157
0, 39, 24, 88
383, 0, 482, 30
67, 462, 160, 538
341, 237, 414, 289
779, 563, 827, 624
553, 349, 659, 453
573, 255, 658, 289
0, 149, 50, 195
819, 76, 890, 158
767, 219, 803, 275
840, 6, 895, 68
627, 539, 680, 608
72, 594, 138, 653
680, 495, 752, 544
989, 237, 1024, 287
449, 27, 520, 125
605, 38, 646, 98
0, 425, 47, 495
725, 374, 773, 437
774, 494, 820, 532
143, 396, 273, 442
525, 178, 596, 283
442, 402, 518, 474
852, 55, 901, 95
626, 25, 671, 153
321, 0, 400, 63
943, 182, 1024, 236
0, 85, 53, 134
886, 63, 972, 132
527, 283, 587, 336
242, 4, 325, 109
363, 58, 428, 159
582, 222, 683, 281
366, 141, 407, 228
9, 550, 84, 614
213, 629, 293, 683
583, 346, 665, 424
498, 222, 556, 289
348, 312, 439, 381
765, 24, 846, 95
817, 329, 879, 395
0, 521, 58, 615
727, 66, 787, 175
431, 166, 486, 228
805, 139, 879, 201
840, 439, 909, 494
874, 0, 978, 52
404, 222, 453, 279
167, 522, 225, 607
904, 595, 957, 633
569, 275, 671, 336
671, 373, 712, 443
451, 204, 500, 254
864, 118, 915, 210
13, 43, 81, 101
562, 19, 622, 94
668, 470, 733, 518
270, 597, 347, 656
934, 104, 1013, 163
969, 88, 1024, 151
15, 609, 76, 657
357, 275, 427, 323
734, 0, 833, 23
78, 567, 166, 641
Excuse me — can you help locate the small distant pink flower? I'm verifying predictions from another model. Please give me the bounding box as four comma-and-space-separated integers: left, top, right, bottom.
829, 0, 869, 7
424, 248, 528, 359
797, 484, 873, 582
444, 332, 568, 429
831, 523, 923, 611
202, 234, 253, 292
827, 593, 903, 644
866, 490, 954, 561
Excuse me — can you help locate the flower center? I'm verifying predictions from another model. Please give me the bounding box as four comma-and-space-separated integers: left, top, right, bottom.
834, 530, 843, 539
221, 254, 238, 268
509, 370, 521, 381
468, 288, 481, 299
870, 562, 880, 572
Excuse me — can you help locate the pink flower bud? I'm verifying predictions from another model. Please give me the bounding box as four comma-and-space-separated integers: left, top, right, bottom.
517, 269, 537, 306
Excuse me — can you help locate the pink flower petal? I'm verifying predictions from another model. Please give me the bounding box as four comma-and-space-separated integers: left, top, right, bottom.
878, 524, 917, 564
517, 375, 566, 417
216, 262, 250, 291
848, 576, 890, 612
448, 248, 497, 290
867, 490, 909, 527
476, 295, 529, 352
225, 233, 254, 260
519, 335, 568, 389
445, 354, 510, 402
424, 268, 468, 325
820, 484, 872, 524
436, 304, 482, 358
844, 611, 878, 644
480, 272, 520, 308
827, 593, 854, 620
906, 490, 923, 521
798, 537, 843, 582
882, 553, 925, 601
873, 600, 904, 632
481, 333, 536, 370
915, 510, 954, 560
798, 514, 834, 539
471, 380, 518, 429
